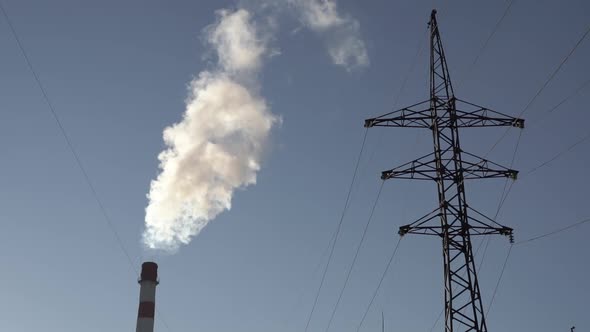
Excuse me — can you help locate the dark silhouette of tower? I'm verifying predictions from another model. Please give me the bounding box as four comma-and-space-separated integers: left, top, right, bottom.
364, 10, 524, 332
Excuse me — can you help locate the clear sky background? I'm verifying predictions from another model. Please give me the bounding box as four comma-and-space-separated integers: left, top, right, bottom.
0, 0, 589, 331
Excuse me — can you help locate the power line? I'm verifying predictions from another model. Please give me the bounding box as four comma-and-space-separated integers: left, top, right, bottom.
484, 130, 523, 227
481, 128, 590, 247
486, 129, 522, 226
528, 78, 590, 127
0, 3, 173, 330
308, 26, 428, 332
324, 181, 385, 332
486, 244, 513, 316
472, 21, 590, 305
323, 29, 428, 332
483, 138, 590, 318
491, 128, 590, 215
477, 23, 590, 309
481, 132, 590, 320
485, 216, 590, 318
0, 0, 137, 273
545, 78, 590, 113
479, 120, 521, 323
303, 128, 369, 332
392, 29, 429, 108
525, 132, 590, 175
486, 20, 590, 157
457, 0, 517, 89
283, 229, 336, 330
490, 129, 590, 221
355, 237, 402, 332
516, 217, 590, 246
518, 23, 590, 119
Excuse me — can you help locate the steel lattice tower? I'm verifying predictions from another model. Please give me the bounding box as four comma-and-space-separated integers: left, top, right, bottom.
364, 10, 524, 332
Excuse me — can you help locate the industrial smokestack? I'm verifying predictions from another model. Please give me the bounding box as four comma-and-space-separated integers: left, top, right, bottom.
136, 262, 158, 332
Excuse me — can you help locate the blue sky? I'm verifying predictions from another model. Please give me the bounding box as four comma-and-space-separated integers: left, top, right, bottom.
0, 0, 589, 331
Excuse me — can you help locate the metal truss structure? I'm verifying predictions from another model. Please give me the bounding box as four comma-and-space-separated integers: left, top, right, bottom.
364, 10, 524, 332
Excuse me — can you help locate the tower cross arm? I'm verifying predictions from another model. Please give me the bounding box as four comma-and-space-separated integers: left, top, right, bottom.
398, 206, 514, 242
453, 98, 525, 128
380, 151, 519, 181
364, 100, 432, 128
460, 151, 519, 180
364, 98, 525, 129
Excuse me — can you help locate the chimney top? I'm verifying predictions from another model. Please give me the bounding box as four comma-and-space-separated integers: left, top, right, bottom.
140, 262, 158, 283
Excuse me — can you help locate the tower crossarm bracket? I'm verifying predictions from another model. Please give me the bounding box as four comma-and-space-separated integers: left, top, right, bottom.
364, 100, 432, 128
364, 98, 524, 129
398, 206, 514, 242
453, 98, 524, 128
460, 150, 519, 180
381, 151, 518, 181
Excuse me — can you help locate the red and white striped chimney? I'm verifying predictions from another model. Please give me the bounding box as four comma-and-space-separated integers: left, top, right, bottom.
136, 262, 158, 332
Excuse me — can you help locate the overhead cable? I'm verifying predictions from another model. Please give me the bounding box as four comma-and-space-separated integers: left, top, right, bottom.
457, 0, 517, 89
486, 20, 590, 156
516, 217, 590, 246
303, 128, 369, 332
0, 3, 173, 330
355, 238, 403, 332
324, 181, 385, 332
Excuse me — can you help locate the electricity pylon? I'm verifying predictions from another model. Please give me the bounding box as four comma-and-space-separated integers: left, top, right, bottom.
364, 10, 524, 332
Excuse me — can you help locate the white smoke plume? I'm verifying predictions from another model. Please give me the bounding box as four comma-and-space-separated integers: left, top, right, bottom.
143, 9, 278, 251
144, 1, 368, 251
290, 0, 369, 70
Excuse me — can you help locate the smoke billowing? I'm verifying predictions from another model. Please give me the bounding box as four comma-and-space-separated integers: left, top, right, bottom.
144, 1, 368, 251
143, 9, 277, 250
290, 0, 369, 70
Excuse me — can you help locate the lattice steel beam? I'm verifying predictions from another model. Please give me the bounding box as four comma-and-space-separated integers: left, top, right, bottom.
365, 10, 523, 332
